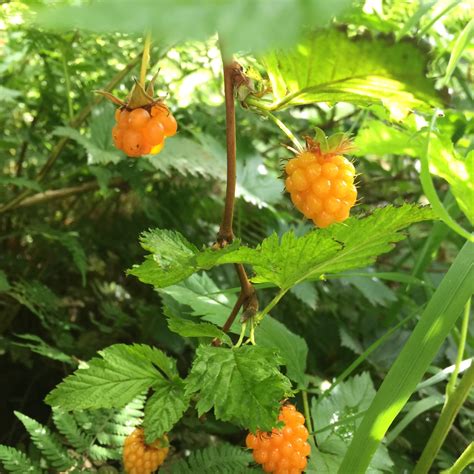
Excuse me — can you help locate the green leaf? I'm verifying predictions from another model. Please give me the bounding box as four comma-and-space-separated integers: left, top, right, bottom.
162, 444, 253, 474
0, 445, 41, 474
45, 344, 172, 410
36, 1, 352, 54
52, 409, 92, 452
355, 120, 474, 226
256, 317, 308, 386
290, 281, 318, 310
13, 334, 74, 365
311, 373, 393, 473
143, 379, 190, 442
167, 312, 233, 346
128, 229, 240, 288
219, 205, 433, 289
339, 241, 474, 474
53, 126, 122, 165
443, 18, 474, 85
0, 176, 43, 192
185, 345, 292, 431
148, 136, 226, 180
340, 273, 397, 307
15, 412, 74, 471
0, 270, 10, 293
262, 29, 439, 118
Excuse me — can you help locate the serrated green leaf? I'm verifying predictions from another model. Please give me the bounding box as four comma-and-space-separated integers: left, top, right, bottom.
53, 126, 122, 165
15, 412, 74, 471
290, 281, 318, 310
147, 136, 226, 180
185, 345, 292, 431
218, 205, 433, 289
143, 379, 189, 442
0, 445, 41, 474
355, 120, 474, 225
128, 229, 241, 288
340, 274, 397, 307
52, 409, 92, 452
256, 317, 308, 386
162, 444, 253, 474
262, 29, 439, 118
45, 344, 170, 410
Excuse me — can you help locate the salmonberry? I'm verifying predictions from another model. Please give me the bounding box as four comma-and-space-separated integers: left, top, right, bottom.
123, 427, 169, 474
96, 72, 177, 158
285, 129, 357, 228
246, 404, 311, 474
113, 105, 176, 158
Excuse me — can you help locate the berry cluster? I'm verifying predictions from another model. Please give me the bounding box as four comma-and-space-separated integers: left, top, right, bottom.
246, 404, 311, 474
112, 104, 177, 158
123, 427, 169, 474
285, 132, 357, 228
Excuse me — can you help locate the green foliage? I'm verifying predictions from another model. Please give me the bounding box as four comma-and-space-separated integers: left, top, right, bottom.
36, 0, 353, 54
340, 242, 474, 473
131, 205, 433, 291
0, 446, 41, 474
163, 444, 253, 474
311, 373, 392, 473
262, 29, 439, 118
15, 411, 74, 471
185, 345, 292, 431
355, 120, 474, 226
45, 344, 179, 410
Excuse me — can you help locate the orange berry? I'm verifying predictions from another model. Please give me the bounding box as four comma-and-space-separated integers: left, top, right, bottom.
122, 129, 144, 157
128, 108, 151, 130
122, 428, 168, 474
152, 105, 177, 136
245, 404, 310, 473
285, 147, 357, 228
144, 117, 165, 144
150, 141, 165, 155
118, 109, 130, 127
112, 125, 123, 148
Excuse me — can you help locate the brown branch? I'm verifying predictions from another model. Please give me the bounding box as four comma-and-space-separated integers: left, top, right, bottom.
217, 61, 238, 246
213, 50, 258, 341
0, 55, 141, 214
15, 177, 126, 209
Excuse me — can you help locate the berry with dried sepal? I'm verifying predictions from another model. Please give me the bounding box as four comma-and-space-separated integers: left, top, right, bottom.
285, 128, 357, 228
123, 427, 169, 474
96, 71, 177, 158
246, 404, 311, 473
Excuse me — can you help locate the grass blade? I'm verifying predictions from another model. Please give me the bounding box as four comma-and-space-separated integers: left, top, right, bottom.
338, 241, 474, 474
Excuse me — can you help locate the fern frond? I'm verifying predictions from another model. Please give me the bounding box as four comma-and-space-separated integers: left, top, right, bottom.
0, 445, 42, 474
163, 444, 252, 474
14, 411, 74, 471
52, 408, 92, 452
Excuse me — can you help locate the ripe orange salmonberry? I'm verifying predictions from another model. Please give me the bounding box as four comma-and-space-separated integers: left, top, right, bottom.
246, 404, 311, 474
112, 104, 177, 158
285, 131, 357, 228
123, 427, 169, 474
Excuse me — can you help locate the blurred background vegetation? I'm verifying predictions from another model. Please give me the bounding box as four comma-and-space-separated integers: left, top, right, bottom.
0, 0, 472, 472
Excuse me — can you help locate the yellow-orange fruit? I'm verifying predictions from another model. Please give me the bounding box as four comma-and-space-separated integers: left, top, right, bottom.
285, 151, 357, 228
113, 106, 176, 158
246, 404, 311, 474
123, 428, 169, 474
